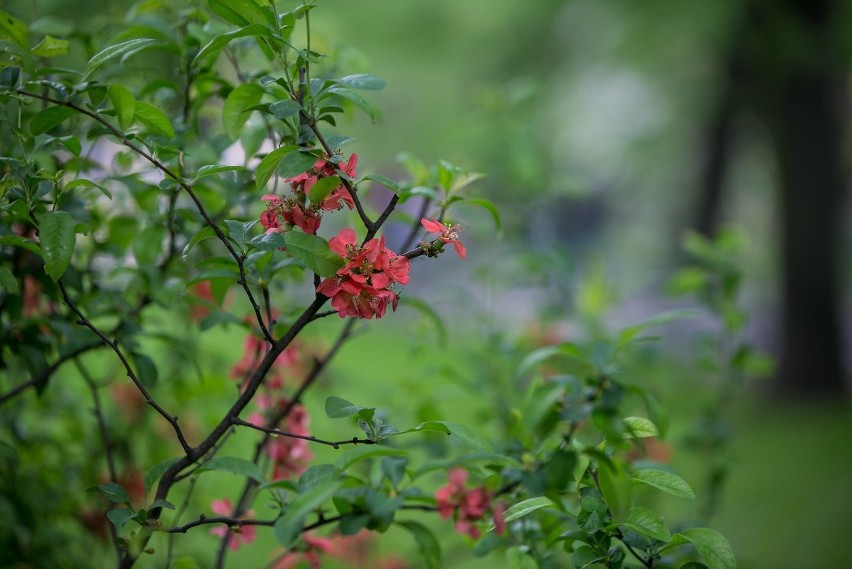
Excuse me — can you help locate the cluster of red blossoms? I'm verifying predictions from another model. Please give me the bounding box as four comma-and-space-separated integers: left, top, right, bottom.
260, 153, 357, 235
317, 228, 410, 319
435, 468, 506, 540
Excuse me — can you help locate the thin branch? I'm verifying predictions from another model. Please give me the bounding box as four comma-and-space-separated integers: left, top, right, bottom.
162, 515, 275, 534
231, 417, 375, 449
400, 196, 432, 252
616, 530, 655, 569
365, 194, 400, 241
57, 280, 193, 456
16, 89, 273, 345
0, 340, 102, 406
309, 309, 338, 321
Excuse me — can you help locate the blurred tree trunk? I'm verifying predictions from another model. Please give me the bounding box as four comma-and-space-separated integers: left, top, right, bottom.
754, 0, 847, 397
695, 0, 848, 397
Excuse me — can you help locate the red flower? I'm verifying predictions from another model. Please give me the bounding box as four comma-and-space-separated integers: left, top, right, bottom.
434, 468, 505, 540
209, 498, 256, 551
317, 228, 409, 319
421, 218, 466, 259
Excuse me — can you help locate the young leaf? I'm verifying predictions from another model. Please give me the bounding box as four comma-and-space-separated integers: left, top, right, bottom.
182, 225, 216, 260
194, 23, 271, 65
0, 9, 29, 49
282, 230, 345, 277
31, 35, 70, 58
0, 267, 18, 294
208, 0, 275, 27
620, 506, 672, 542
325, 396, 361, 418
398, 520, 441, 569
144, 457, 181, 495
86, 38, 158, 76
326, 86, 375, 122
623, 416, 659, 439
277, 149, 319, 178
632, 469, 696, 499
673, 528, 737, 569
223, 83, 265, 141
269, 98, 302, 119
107, 508, 137, 529
192, 164, 246, 182
108, 84, 135, 129
450, 197, 501, 237
273, 479, 341, 547
495, 497, 556, 528
335, 74, 386, 91
134, 101, 174, 138
66, 178, 112, 199
597, 460, 631, 522
39, 210, 76, 281
30, 106, 74, 135
198, 456, 265, 483
88, 482, 131, 505
359, 173, 399, 193
307, 175, 340, 204
255, 145, 296, 189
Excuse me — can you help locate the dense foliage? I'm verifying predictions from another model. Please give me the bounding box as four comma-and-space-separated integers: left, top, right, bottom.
1, 2, 743, 568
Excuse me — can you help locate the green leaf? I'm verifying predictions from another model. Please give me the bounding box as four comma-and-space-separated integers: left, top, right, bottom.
495, 497, 556, 529
269, 98, 302, 119
144, 457, 181, 494
0, 266, 19, 294
282, 230, 345, 277
307, 175, 340, 204
31, 35, 70, 58
107, 508, 136, 528
132, 352, 158, 388
516, 343, 589, 378
88, 482, 131, 504
86, 38, 158, 76
398, 520, 441, 569
277, 149, 319, 178
451, 197, 501, 237
326, 86, 375, 122
623, 416, 659, 439
194, 23, 271, 65
208, 0, 275, 27
632, 469, 695, 499
65, 178, 112, 199
405, 421, 491, 452
335, 446, 407, 471
134, 101, 174, 138
620, 506, 672, 542
572, 545, 604, 569
108, 84, 135, 129
273, 479, 341, 547
335, 74, 386, 91
673, 528, 737, 569
182, 225, 216, 260
30, 106, 74, 135
0, 9, 29, 49
597, 460, 631, 522
398, 296, 447, 345
617, 309, 703, 349
0, 235, 41, 256
223, 83, 265, 141
360, 173, 399, 193
192, 164, 246, 182
149, 499, 176, 511
198, 456, 265, 483
39, 210, 76, 281
325, 396, 362, 419
507, 547, 538, 569
255, 145, 297, 189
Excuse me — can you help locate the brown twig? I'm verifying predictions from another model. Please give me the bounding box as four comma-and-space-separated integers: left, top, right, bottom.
231, 417, 375, 448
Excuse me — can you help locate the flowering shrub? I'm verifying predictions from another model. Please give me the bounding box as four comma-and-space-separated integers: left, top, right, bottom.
0, 1, 741, 569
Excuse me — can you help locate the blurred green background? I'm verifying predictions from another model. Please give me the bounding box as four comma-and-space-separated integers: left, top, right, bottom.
3, 0, 852, 567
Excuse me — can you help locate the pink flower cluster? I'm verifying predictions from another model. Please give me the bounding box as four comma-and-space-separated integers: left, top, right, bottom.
209, 498, 256, 551
435, 468, 506, 540
260, 153, 357, 235
229, 330, 300, 389
316, 228, 410, 319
